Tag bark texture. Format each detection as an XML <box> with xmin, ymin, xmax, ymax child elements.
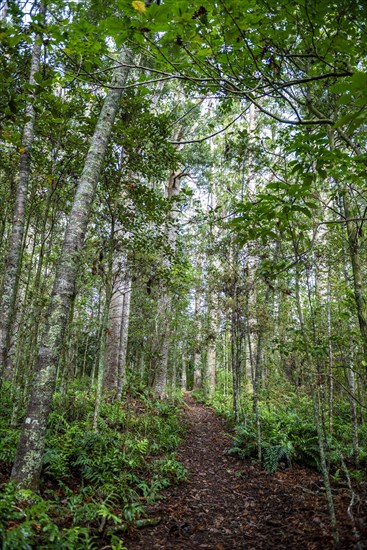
<box><xmin>11</xmin><ymin>51</ymin><xmax>131</xmax><ymax>489</ymax></box>
<box><xmin>343</xmin><ymin>192</ymin><xmax>367</xmax><ymax>357</ymax></box>
<box><xmin>152</xmin><ymin>170</ymin><xmax>181</xmax><ymax>399</ymax></box>
<box><xmin>104</xmin><ymin>254</ymin><xmax>127</xmax><ymax>392</ymax></box>
<box><xmin>117</xmin><ymin>271</ymin><xmax>131</xmax><ymax>395</ymax></box>
<box><xmin>206</xmin><ymin>295</ymin><xmax>218</xmax><ymax>398</ymax></box>
<box><xmin>181</xmin><ymin>355</ymin><xmax>187</xmax><ymax>391</ymax></box>
<box><xmin>104</xmin><ymin>254</ymin><xmax>131</xmax><ymax>395</ymax></box>
<box><xmin>0</xmin><ymin>8</ymin><xmax>44</xmax><ymax>380</ymax></box>
<box><xmin>193</xmin><ymin>259</ymin><xmax>203</xmax><ymax>390</ymax></box>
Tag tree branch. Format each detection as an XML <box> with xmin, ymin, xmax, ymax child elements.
<box><xmin>170</xmin><ymin>107</ymin><xmax>250</xmax><ymax>144</ymax></box>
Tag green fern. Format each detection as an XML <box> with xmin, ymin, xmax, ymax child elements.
<box><xmin>263</xmin><ymin>441</ymin><xmax>294</xmax><ymax>473</ymax></box>
<box><xmin>0</xmin><ymin>429</ymin><xmax>18</xmax><ymax>467</ymax></box>
<box><xmin>0</xmin><ymin>387</ymin><xmax>185</xmax><ymax>549</ymax></box>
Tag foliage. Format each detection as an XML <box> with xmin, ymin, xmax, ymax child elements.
<box><xmin>0</xmin><ymin>385</ymin><xmax>185</xmax><ymax>548</ymax></box>
<box><xmin>218</xmin><ymin>390</ymin><xmax>366</xmax><ymax>475</ymax></box>
<box><xmin>1</xmin><ymin>0</ymin><xmax>367</xmax><ymax>546</ymax></box>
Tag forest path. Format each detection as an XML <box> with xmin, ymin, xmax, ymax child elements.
<box><xmin>125</xmin><ymin>394</ymin><xmax>362</xmax><ymax>549</ymax></box>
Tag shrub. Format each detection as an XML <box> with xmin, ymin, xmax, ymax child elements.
<box><xmin>0</xmin><ymin>387</ymin><xmax>187</xmax><ymax>548</ymax></box>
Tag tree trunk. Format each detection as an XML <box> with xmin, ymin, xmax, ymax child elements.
<box><xmin>0</xmin><ymin>5</ymin><xmax>45</xmax><ymax>382</ymax></box>
<box><xmin>152</xmin><ymin>287</ymin><xmax>170</xmax><ymax>399</ymax></box>
<box><xmin>206</xmin><ymin>294</ymin><xmax>218</xmax><ymax>398</ymax></box>
<box><xmin>94</xmin><ymin>236</ymin><xmax>114</xmax><ymax>430</ymax></box>
<box><xmin>293</xmin><ymin>253</ymin><xmax>339</xmax><ymax>545</ymax></box>
<box><xmin>10</xmin><ymin>50</ymin><xmax>131</xmax><ymax>490</ymax></box>
<box><xmin>0</xmin><ymin>2</ymin><xmax>8</xmax><ymax>18</ymax></box>
<box><xmin>104</xmin><ymin>252</ymin><xmax>127</xmax><ymax>393</ymax></box>
<box><xmin>343</xmin><ymin>191</ymin><xmax>367</xmax><ymax>360</ymax></box>
<box><xmin>313</xmin><ymin>391</ymin><xmax>339</xmax><ymax>545</ymax></box>
<box><xmin>152</xmin><ymin>169</ymin><xmax>181</xmax><ymax>399</ymax></box>
<box><xmin>341</xmin><ymin>233</ymin><xmax>360</xmax><ymax>462</ymax></box>
<box><xmin>181</xmin><ymin>354</ymin><xmax>187</xmax><ymax>391</ymax></box>
<box><xmin>193</xmin><ymin>257</ymin><xmax>203</xmax><ymax>390</ymax></box>
<box><xmin>327</xmin><ymin>270</ymin><xmax>334</xmax><ymax>433</ymax></box>
<box><xmin>93</xmin><ymin>294</ymin><xmax>111</xmax><ymax>431</ymax></box>
<box><xmin>117</xmin><ymin>270</ymin><xmax>131</xmax><ymax>397</ymax></box>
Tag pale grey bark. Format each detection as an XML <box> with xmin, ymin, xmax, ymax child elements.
<box><xmin>230</xmin><ymin>245</ymin><xmax>242</xmax><ymax>422</ymax></box>
<box><xmin>104</xmin><ymin>254</ymin><xmax>128</xmax><ymax>393</ymax></box>
<box><xmin>139</xmin><ymin>351</ymin><xmax>145</xmax><ymax>383</ymax></box>
<box><xmin>181</xmin><ymin>354</ymin><xmax>187</xmax><ymax>391</ymax></box>
<box><xmin>329</xmin><ymin>127</ymin><xmax>367</xmax><ymax>361</ymax></box>
<box><xmin>117</xmin><ymin>272</ymin><xmax>131</xmax><ymax>396</ymax></box>
<box><xmin>0</xmin><ymin>1</ymin><xmax>8</xmax><ymax>19</ymax></box>
<box><xmin>341</xmin><ymin>236</ymin><xmax>360</xmax><ymax>462</ymax></box>
<box><xmin>327</xmin><ymin>271</ymin><xmax>334</xmax><ymax>432</ymax></box>
<box><xmin>0</xmin><ymin>6</ymin><xmax>44</xmax><ymax>381</ymax></box>
<box><xmin>252</xmin><ymin>287</ymin><xmax>271</xmax><ymax>463</ymax></box>
<box><xmin>193</xmin><ymin>259</ymin><xmax>203</xmax><ymax>390</ymax></box>
<box><xmin>93</xmin><ymin>291</ymin><xmax>111</xmax><ymax>431</ymax></box>
<box><xmin>343</xmin><ymin>191</ymin><xmax>367</xmax><ymax>360</ymax></box>
<box><xmin>153</xmin><ymin>169</ymin><xmax>181</xmax><ymax>399</ymax></box>
<box><xmin>152</xmin><ymin>289</ymin><xmax>170</xmax><ymax>399</ymax></box>
<box><xmin>10</xmin><ymin>50</ymin><xmax>131</xmax><ymax>490</ymax></box>
<box><xmin>253</xmin><ymin>283</ymin><xmax>272</xmax><ymax>396</ymax></box>
<box><xmin>348</xmin><ymin>363</ymin><xmax>359</xmax><ymax>463</ymax></box>
<box><xmin>293</xmin><ymin>257</ymin><xmax>339</xmax><ymax>545</ymax></box>
<box><xmin>170</xmin><ymin>341</ymin><xmax>178</xmax><ymax>396</ymax></box>
<box><xmin>313</xmin><ymin>391</ymin><xmax>339</xmax><ymax>545</ymax></box>
<box><xmin>206</xmin><ymin>295</ymin><xmax>218</xmax><ymax>398</ymax></box>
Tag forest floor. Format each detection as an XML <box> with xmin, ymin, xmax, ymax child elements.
<box><xmin>125</xmin><ymin>394</ymin><xmax>367</xmax><ymax>550</ymax></box>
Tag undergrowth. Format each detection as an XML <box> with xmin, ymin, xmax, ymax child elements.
<box><xmin>204</xmin><ymin>387</ymin><xmax>367</xmax><ymax>477</ymax></box>
<box><xmin>0</xmin><ymin>383</ymin><xmax>187</xmax><ymax>549</ymax></box>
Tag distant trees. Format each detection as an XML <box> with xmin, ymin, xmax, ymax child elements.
<box><xmin>0</xmin><ymin>1</ymin><xmax>366</xmax><ymax>515</ymax></box>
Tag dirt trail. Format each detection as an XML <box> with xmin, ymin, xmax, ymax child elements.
<box><xmin>126</xmin><ymin>395</ymin><xmax>366</xmax><ymax>549</ymax></box>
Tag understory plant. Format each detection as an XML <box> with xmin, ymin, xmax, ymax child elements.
<box><xmin>0</xmin><ymin>384</ymin><xmax>187</xmax><ymax>549</ymax></box>
<box><xmin>208</xmin><ymin>387</ymin><xmax>366</xmax><ymax>475</ymax></box>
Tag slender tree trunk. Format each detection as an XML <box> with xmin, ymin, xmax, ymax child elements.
<box><xmin>327</xmin><ymin>271</ymin><xmax>334</xmax><ymax>433</ymax></box>
<box><xmin>293</xmin><ymin>251</ymin><xmax>339</xmax><ymax>545</ymax></box>
<box><xmin>245</xmin><ymin>292</ymin><xmax>254</xmax><ymax>386</ymax></box>
<box><xmin>328</xmin><ymin>126</ymin><xmax>367</xmax><ymax>361</ymax></box>
<box><xmin>206</xmin><ymin>294</ymin><xmax>218</xmax><ymax>398</ymax></box>
<box><xmin>206</xmin><ymin>344</ymin><xmax>216</xmax><ymax>397</ymax></box>
<box><xmin>93</xmin><ymin>295</ymin><xmax>110</xmax><ymax>431</ymax></box>
<box><xmin>252</xmin><ymin>286</ymin><xmax>271</xmax><ymax>462</ymax></box>
<box><xmin>193</xmin><ymin>257</ymin><xmax>202</xmax><ymax>390</ymax></box>
<box><xmin>0</xmin><ymin>6</ymin><xmax>45</xmax><ymax>382</ymax></box>
<box><xmin>312</xmin><ymin>390</ymin><xmax>339</xmax><ymax>544</ymax></box>
<box><xmin>193</xmin><ymin>343</ymin><xmax>202</xmax><ymax>388</ymax></box>
<box><xmin>117</xmin><ymin>270</ymin><xmax>131</xmax><ymax>397</ymax></box>
<box><xmin>104</xmin><ymin>250</ymin><xmax>126</xmax><ymax>394</ymax></box>
<box><xmin>90</xmin><ymin>284</ymin><xmax>104</xmax><ymax>388</ymax></box>
<box><xmin>231</xmin><ymin>246</ymin><xmax>242</xmax><ymax>422</ymax></box>
<box><xmin>10</xmin><ymin>51</ymin><xmax>131</xmax><ymax>490</ymax></box>
<box><xmin>341</xmin><ymin>233</ymin><xmax>360</xmax><ymax>462</ymax></box>
<box><xmin>181</xmin><ymin>354</ymin><xmax>187</xmax><ymax>391</ymax></box>
<box><xmin>170</xmin><ymin>345</ymin><xmax>177</xmax><ymax>396</ymax></box>
<box><xmin>348</xmin><ymin>363</ymin><xmax>359</xmax><ymax>464</ymax></box>
<box><xmin>0</xmin><ymin>1</ymin><xmax>8</xmax><ymax>18</ymax></box>
<box><xmin>81</xmin><ymin>334</ymin><xmax>90</xmax><ymax>378</ymax></box>
<box><xmin>139</xmin><ymin>351</ymin><xmax>145</xmax><ymax>384</ymax></box>
<box><xmin>152</xmin><ymin>288</ymin><xmax>170</xmax><ymax>399</ymax></box>
<box><xmin>152</xmin><ymin>169</ymin><xmax>181</xmax><ymax>399</ymax></box>
<box><xmin>58</xmin><ymin>296</ymin><xmax>77</xmax><ymax>395</ymax></box>
<box><xmin>343</xmin><ymin>191</ymin><xmax>367</xmax><ymax>359</ymax></box>
<box><xmin>94</xmin><ymin>238</ymin><xmax>114</xmax><ymax>430</ymax></box>
<box><xmin>231</xmin><ymin>292</ymin><xmax>241</xmax><ymax>423</ymax></box>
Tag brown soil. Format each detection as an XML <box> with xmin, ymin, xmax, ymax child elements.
<box><xmin>125</xmin><ymin>394</ymin><xmax>367</xmax><ymax>550</ymax></box>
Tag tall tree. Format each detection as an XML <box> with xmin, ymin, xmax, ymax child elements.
<box><xmin>0</xmin><ymin>2</ymin><xmax>45</xmax><ymax>381</ymax></box>
<box><xmin>11</xmin><ymin>49</ymin><xmax>132</xmax><ymax>489</ymax></box>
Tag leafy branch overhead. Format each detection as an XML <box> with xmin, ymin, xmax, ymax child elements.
<box><xmin>0</xmin><ymin>0</ymin><xmax>366</xmax><ymax>548</ymax></box>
